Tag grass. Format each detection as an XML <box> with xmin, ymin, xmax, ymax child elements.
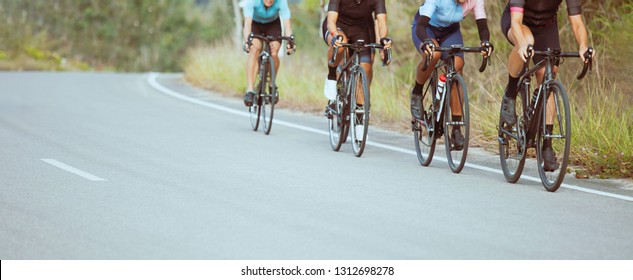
<box><xmin>183</xmin><ymin>1</ymin><xmax>632</xmax><ymax>179</ymax></box>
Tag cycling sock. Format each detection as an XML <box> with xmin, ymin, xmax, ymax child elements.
<box><xmin>452</xmin><ymin>116</ymin><xmax>461</xmax><ymax>131</ymax></box>
<box><xmin>412</xmin><ymin>81</ymin><xmax>423</xmax><ymax>96</ymax></box>
<box><xmin>505</xmin><ymin>75</ymin><xmax>520</xmax><ymax>99</ymax></box>
<box><xmin>544</xmin><ymin>125</ymin><xmax>553</xmax><ymax>148</ymax></box>
<box><xmin>327</xmin><ymin>66</ymin><xmax>337</xmax><ymax>80</ymax></box>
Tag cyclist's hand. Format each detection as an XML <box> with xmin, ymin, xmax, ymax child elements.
<box><xmin>421</xmin><ymin>39</ymin><xmax>435</xmax><ymax>57</ymax></box>
<box><xmin>579</xmin><ymin>46</ymin><xmax>593</xmax><ymax>64</ymax></box>
<box><xmin>331</xmin><ymin>34</ymin><xmax>344</xmax><ymax>48</ymax></box>
<box><xmin>286</xmin><ymin>35</ymin><xmax>296</xmax><ymax>55</ymax></box>
<box><xmin>243</xmin><ymin>42</ymin><xmax>251</xmax><ymax>53</ymax></box>
<box><xmin>481</xmin><ymin>40</ymin><xmax>493</xmax><ymax>58</ymax></box>
<box><xmin>518</xmin><ymin>44</ymin><xmax>532</xmax><ymax>62</ymax></box>
<box><xmin>380</xmin><ymin>37</ymin><xmax>392</xmax><ymax>50</ymax></box>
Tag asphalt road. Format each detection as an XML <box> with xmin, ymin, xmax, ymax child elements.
<box><xmin>1</xmin><ymin>72</ymin><xmax>632</xmax><ymax>259</ymax></box>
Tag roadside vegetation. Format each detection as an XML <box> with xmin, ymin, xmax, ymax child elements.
<box><xmin>183</xmin><ymin>0</ymin><xmax>632</xmax><ymax>179</ymax></box>
<box><xmin>0</xmin><ymin>0</ymin><xmax>228</xmax><ymax>71</ymax></box>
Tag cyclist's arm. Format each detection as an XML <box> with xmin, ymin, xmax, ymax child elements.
<box><xmin>569</xmin><ymin>14</ymin><xmax>589</xmax><ymax>59</ymax></box>
<box><xmin>283</xmin><ymin>19</ymin><xmax>293</xmax><ymax>37</ymax></box>
<box><xmin>509</xmin><ymin>8</ymin><xmax>530</xmax><ymax>61</ymax></box>
<box><xmin>243</xmin><ymin>17</ymin><xmax>253</xmax><ymax>44</ymax></box>
<box><xmin>326</xmin><ymin>11</ymin><xmax>339</xmax><ymax>39</ymax></box>
<box><xmin>376</xmin><ymin>13</ymin><xmax>388</xmax><ymax>40</ymax></box>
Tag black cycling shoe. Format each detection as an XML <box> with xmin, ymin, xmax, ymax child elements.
<box><xmin>501</xmin><ymin>95</ymin><xmax>517</xmax><ymax>126</ymax></box>
<box><xmin>451</xmin><ymin>129</ymin><xmax>465</xmax><ymax>151</ymax></box>
<box><xmin>244</xmin><ymin>91</ymin><xmax>256</xmax><ymax>107</ymax></box>
<box><xmin>325</xmin><ymin>102</ymin><xmax>336</xmax><ymax>119</ymax></box>
<box><xmin>270</xmin><ymin>86</ymin><xmax>279</xmax><ymax>105</ymax></box>
<box><xmin>542</xmin><ymin>147</ymin><xmax>560</xmax><ymax>171</ymax></box>
<box><xmin>410</xmin><ymin>92</ymin><xmax>423</xmax><ymax>120</ymax></box>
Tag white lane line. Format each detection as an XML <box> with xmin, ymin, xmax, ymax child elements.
<box><xmin>147</xmin><ymin>73</ymin><xmax>633</xmax><ymax>202</ymax></box>
<box><xmin>41</xmin><ymin>159</ymin><xmax>107</xmax><ymax>182</ymax></box>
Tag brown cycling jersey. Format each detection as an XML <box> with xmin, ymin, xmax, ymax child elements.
<box><xmin>328</xmin><ymin>0</ymin><xmax>386</xmax><ymax>27</ymax></box>
<box><xmin>509</xmin><ymin>0</ymin><xmax>582</xmax><ymax>27</ymax></box>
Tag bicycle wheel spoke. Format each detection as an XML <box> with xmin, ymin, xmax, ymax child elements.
<box><xmin>499</xmin><ymin>86</ymin><xmax>527</xmax><ymax>183</ymax></box>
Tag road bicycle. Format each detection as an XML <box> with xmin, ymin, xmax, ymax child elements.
<box><xmin>246</xmin><ymin>33</ymin><xmax>294</xmax><ymax>135</ymax></box>
<box><xmin>326</xmin><ymin>39</ymin><xmax>391</xmax><ymax>157</ymax></box>
<box><xmin>413</xmin><ymin>43</ymin><xmax>491</xmax><ymax>173</ymax></box>
<box><xmin>498</xmin><ymin>45</ymin><xmax>593</xmax><ymax>191</ymax></box>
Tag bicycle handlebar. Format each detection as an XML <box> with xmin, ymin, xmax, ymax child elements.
<box><xmin>524</xmin><ymin>45</ymin><xmax>593</xmax><ymax>80</ymax></box>
<box><xmin>247</xmin><ymin>33</ymin><xmax>296</xmax><ymax>55</ymax></box>
<box><xmin>421</xmin><ymin>44</ymin><xmax>492</xmax><ymax>72</ymax></box>
<box><xmin>329</xmin><ymin>39</ymin><xmax>392</xmax><ymax>67</ymax></box>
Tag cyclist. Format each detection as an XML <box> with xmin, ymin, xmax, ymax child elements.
<box><xmin>243</xmin><ymin>0</ymin><xmax>295</xmax><ymax>107</ymax></box>
<box><xmin>410</xmin><ymin>0</ymin><xmax>492</xmax><ymax>150</ymax></box>
<box><xmin>322</xmin><ymin>0</ymin><xmax>392</xmax><ymax>134</ymax></box>
<box><xmin>499</xmin><ymin>0</ymin><xmax>591</xmax><ymax>171</ymax></box>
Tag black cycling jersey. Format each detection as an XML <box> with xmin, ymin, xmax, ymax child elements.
<box><xmin>328</xmin><ymin>0</ymin><xmax>386</xmax><ymax>27</ymax></box>
<box><xmin>509</xmin><ymin>0</ymin><xmax>582</xmax><ymax>27</ymax></box>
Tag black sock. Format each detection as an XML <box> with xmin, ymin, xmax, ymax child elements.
<box><xmin>452</xmin><ymin>116</ymin><xmax>461</xmax><ymax>131</ymax></box>
<box><xmin>505</xmin><ymin>75</ymin><xmax>520</xmax><ymax>99</ymax></box>
<box><xmin>544</xmin><ymin>125</ymin><xmax>553</xmax><ymax>148</ymax></box>
<box><xmin>412</xmin><ymin>81</ymin><xmax>424</xmax><ymax>95</ymax></box>
<box><xmin>327</xmin><ymin>66</ymin><xmax>337</xmax><ymax>80</ymax></box>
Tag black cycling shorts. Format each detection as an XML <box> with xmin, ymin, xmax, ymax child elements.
<box><xmin>501</xmin><ymin>3</ymin><xmax>560</xmax><ymax>66</ymax></box>
<box><xmin>321</xmin><ymin>18</ymin><xmax>375</xmax><ymax>64</ymax></box>
<box><xmin>252</xmin><ymin>17</ymin><xmax>282</xmax><ymax>43</ymax></box>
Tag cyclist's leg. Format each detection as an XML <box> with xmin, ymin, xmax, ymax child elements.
<box><xmin>322</xmin><ymin>19</ymin><xmax>348</xmax><ymax>102</ymax></box>
<box><xmin>246</xmin><ymin>39</ymin><xmax>263</xmax><ymax>92</ymax></box>
<box><xmin>267</xmin><ymin>17</ymin><xmax>283</xmax><ymax>75</ymax></box>
<box><xmin>530</xmin><ymin>22</ymin><xmax>562</xmax><ymax>170</ymax></box>
<box><xmin>439</xmin><ymin>26</ymin><xmax>465</xmax><ymax>118</ymax></box>
<box><xmin>411</xmin><ymin>24</ymin><xmax>440</xmax><ymax>119</ymax></box>
<box><xmin>500</xmin><ymin>4</ymin><xmax>534</xmax><ymax>124</ymax></box>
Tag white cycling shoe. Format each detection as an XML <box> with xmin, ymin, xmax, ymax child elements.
<box><xmin>355</xmin><ymin>125</ymin><xmax>365</xmax><ymax>141</ymax></box>
<box><xmin>323</xmin><ymin>78</ymin><xmax>337</xmax><ymax>101</ymax></box>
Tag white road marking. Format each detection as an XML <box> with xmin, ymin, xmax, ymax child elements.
<box><xmin>41</xmin><ymin>159</ymin><xmax>107</xmax><ymax>182</ymax></box>
<box><xmin>147</xmin><ymin>73</ymin><xmax>633</xmax><ymax>202</ymax></box>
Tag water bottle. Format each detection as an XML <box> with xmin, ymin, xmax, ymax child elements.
<box><xmin>434</xmin><ymin>74</ymin><xmax>447</xmax><ymax>108</ymax></box>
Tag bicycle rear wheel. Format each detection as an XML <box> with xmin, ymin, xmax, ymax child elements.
<box><xmin>413</xmin><ymin>74</ymin><xmax>437</xmax><ymax>166</ymax></box>
<box><xmin>443</xmin><ymin>74</ymin><xmax>469</xmax><ymax>173</ymax></box>
<box><xmin>249</xmin><ymin>58</ymin><xmax>264</xmax><ymax>131</ymax></box>
<box><xmin>498</xmin><ymin>85</ymin><xmax>527</xmax><ymax>183</ymax></box>
<box><xmin>261</xmin><ymin>56</ymin><xmax>276</xmax><ymax>135</ymax></box>
<box><xmin>536</xmin><ymin>80</ymin><xmax>570</xmax><ymax>192</ymax></box>
<box><xmin>328</xmin><ymin>73</ymin><xmax>348</xmax><ymax>151</ymax></box>
<box><xmin>350</xmin><ymin>67</ymin><xmax>369</xmax><ymax>157</ymax></box>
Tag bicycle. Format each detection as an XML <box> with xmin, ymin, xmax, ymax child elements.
<box><xmin>498</xmin><ymin>45</ymin><xmax>593</xmax><ymax>191</ymax></box>
<box><xmin>326</xmin><ymin>39</ymin><xmax>391</xmax><ymax>157</ymax></box>
<box><xmin>246</xmin><ymin>33</ymin><xmax>295</xmax><ymax>135</ymax></box>
<box><xmin>413</xmin><ymin>43</ymin><xmax>491</xmax><ymax>173</ymax></box>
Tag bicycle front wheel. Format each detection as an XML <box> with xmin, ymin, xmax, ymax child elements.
<box><xmin>350</xmin><ymin>67</ymin><xmax>369</xmax><ymax>157</ymax></box>
<box><xmin>413</xmin><ymin>74</ymin><xmax>437</xmax><ymax>166</ymax></box>
<box><xmin>443</xmin><ymin>74</ymin><xmax>469</xmax><ymax>173</ymax></box>
<box><xmin>261</xmin><ymin>56</ymin><xmax>276</xmax><ymax>135</ymax></box>
<box><xmin>328</xmin><ymin>73</ymin><xmax>348</xmax><ymax>151</ymax></box>
<box><xmin>498</xmin><ymin>85</ymin><xmax>527</xmax><ymax>183</ymax></box>
<box><xmin>536</xmin><ymin>80</ymin><xmax>570</xmax><ymax>192</ymax></box>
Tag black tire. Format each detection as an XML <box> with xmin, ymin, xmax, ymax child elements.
<box><xmin>499</xmin><ymin>85</ymin><xmax>527</xmax><ymax>183</ymax></box>
<box><xmin>413</xmin><ymin>73</ymin><xmax>437</xmax><ymax>166</ymax></box>
<box><xmin>350</xmin><ymin>67</ymin><xmax>370</xmax><ymax>157</ymax></box>
<box><xmin>536</xmin><ymin>80</ymin><xmax>570</xmax><ymax>192</ymax></box>
<box><xmin>328</xmin><ymin>73</ymin><xmax>347</xmax><ymax>151</ymax></box>
<box><xmin>443</xmin><ymin>74</ymin><xmax>469</xmax><ymax>173</ymax></box>
<box><xmin>261</xmin><ymin>55</ymin><xmax>275</xmax><ymax>135</ymax></box>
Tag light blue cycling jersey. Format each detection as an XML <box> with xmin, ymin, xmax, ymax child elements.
<box><xmin>243</xmin><ymin>0</ymin><xmax>291</xmax><ymax>24</ymax></box>
<box><xmin>419</xmin><ymin>0</ymin><xmax>486</xmax><ymax>28</ymax></box>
